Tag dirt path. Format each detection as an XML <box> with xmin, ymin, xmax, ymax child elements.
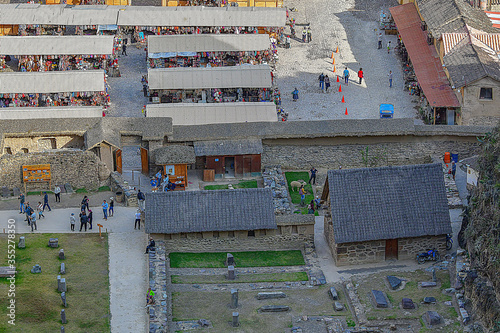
<box><xmin>109</xmin><ymin>231</ymin><xmax>148</xmax><ymax>333</ymax></box>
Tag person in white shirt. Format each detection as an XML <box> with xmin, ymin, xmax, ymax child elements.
<box><xmin>54</xmin><ymin>185</ymin><xmax>61</xmax><ymax>203</ymax></box>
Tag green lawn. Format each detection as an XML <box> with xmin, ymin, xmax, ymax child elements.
<box><xmin>169</xmin><ymin>250</ymin><xmax>305</xmax><ymax>268</ymax></box>
<box><xmin>284</xmin><ymin>172</ymin><xmax>314</xmax><ymax>206</ymax></box>
<box><xmin>0</xmin><ymin>234</ymin><xmax>110</xmax><ymax>333</ymax></box>
<box><xmin>171</xmin><ymin>272</ymin><xmax>308</xmax><ymax>284</ymax></box>
<box><xmin>204</xmin><ymin>180</ymin><xmax>258</xmax><ymax>190</ymax></box>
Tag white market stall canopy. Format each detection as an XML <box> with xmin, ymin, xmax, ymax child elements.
<box><xmin>148</xmin><ymin>64</ymin><xmax>271</xmax><ymax>90</ymax></box>
<box><xmin>146</xmin><ymin>102</ymin><xmax>278</xmax><ymax>125</ymax></box>
<box><xmin>148</xmin><ymin>34</ymin><xmax>271</xmax><ymax>54</ymax></box>
<box><xmin>0</xmin><ymin>4</ymin><xmax>286</xmax><ymax>27</ymax></box>
<box><xmin>117</xmin><ymin>6</ymin><xmax>286</xmax><ymax>27</ymax></box>
<box><xmin>0</xmin><ymin>70</ymin><xmax>105</xmax><ymax>93</ymax></box>
<box><xmin>0</xmin><ymin>4</ymin><xmax>122</xmax><ymax>26</ymax></box>
<box><xmin>0</xmin><ymin>36</ymin><xmax>115</xmax><ymax>56</ymax></box>
<box><xmin>0</xmin><ymin>106</ymin><xmax>103</xmax><ymax>119</ymax></box>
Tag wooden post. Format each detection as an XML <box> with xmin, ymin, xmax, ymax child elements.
<box><xmin>97</xmin><ymin>224</ymin><xmax>103</xmax><ymax>237</ymax></box>
<box><xmin>433</xmin><ymin>107</ymin><xmax>436</xmax><ymax>125</ymax></box>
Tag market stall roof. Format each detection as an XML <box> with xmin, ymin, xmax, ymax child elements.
<box><xmin>148</xmin><ymin>64</ymin><xmax>271</xmax><ymax>90</ymax></box>
<box><xmin>0</xmin><ymin>36</ymin><xmax>114</xmax><ymax>56</ymax></box>
<box><xmin>193</xmin><ymin>139</ymin><xmax>262</xmax><ymax>156</ymax></box>
<box><xmin>147</xmin><ymin>34</ymin><xmax>271</xmax><ymax>53</ymax></box>
<box><xmin>390</xmin><ymin>3</ymin><xmax>460</xmax><ymax>108</ymax></box>
<box><xmin>0</xmin><ymin>106</ymin><xmax>103</xmax><ymax>120</ymax></box>
<box><xmin>0</xmin><ymin>70</ymin><xmax>105</xmax><ymax>93</ymax></box>
<box><xmin>146</xmin><ymin>102</ymin><xmax>277</xmax><ymax>125</ymax></box>
<box><xmin>117</xmin><ymin>6</ymin><xmax>286</xmax><ymax>27</ymax></box>
<box><xmin>0</xmin><ymin>4</ymin><xmax>122</xmax><ymax>25</ymax></box>
<box><xmin>485</xmin><ymin>11</ymin><xmax>500</xmax><ymax>29</ymax></box>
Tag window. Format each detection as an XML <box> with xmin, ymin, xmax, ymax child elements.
<box><xmin>228</xmin><ymin>231</ymin><xmax>235</xmax><ymax>238</ymax></box>
<box><xmin>248</xmin><ymin>230</ymin><xmax>255</xmax><ymax>237</ymax></box>
<box><xmin>213</xmin><ymin>231</ymin><xmax>219</xmax><ymax>238</ymax></box>
<box><xmin>291</xmin><ymin>225</ymin><xmax>298</xmax><ymax>235</ymax></box>
<box><xmin>4</xmin><ymin>147</ymin><xmax>12</xmax><ymax>155</ymax></box>
<box><xmin>480</xmin><ymin>87</ymin><xmax>493</xmax><ymax>100</ymax></box>
<box><xmin>21</xmin><ymin>148</ymin><xmax>29</xmax><ymax>153</ymax></box>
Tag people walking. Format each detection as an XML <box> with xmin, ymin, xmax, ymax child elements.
<box><xmin>30</xmin><ymin>211</ymin><xmax>37</xmax><ymax>231</ymax></box>
<box><xmin>25</xmin><ymin>202</ymin><xmax>32</xmax><ymax>226</ymax></box>
<box><xmin>388</xmin><ymin>70</ymin><xmax>393</xmax><ymax>88</ymax></box>
<box><xmin>70</xmin><ymin>213</ymin><xmax>76</xmax><ymax>231</ymax></box>
<box><xmin>307</xmin><ymin>27</ymin><xmax>312</xmax><ymax>43</ymax></box>
<box><xmin>79</xmin><ymin>211</ymin><xmax>88</xmax><ymax>232</ymax></box>
<box><xmin>18</xmin><ymin>193</ymin><xmax>25</xmax><ymax>214</ymax></box>
<box><xmin>358</xmin><ymin>68</ymin><xmax>363</xmax><ymax>85</ymax></box>
<box><xmin>135</xmin><ymin>209</ymin><xmax>142</xmax><ymax>230</ymax></box>
<box><xmin>292</xmin><ymin>88</ymin><xmax>299</xmax><ymax>102</ymax></box>
<box><xmin>318</xmin><ymin>73</ymin><xmax>325</xmax><ymax>91</ymax></box>
<box><xmin>81</xmin><ymin>196</ymin><xmax>89</xmax><ymax>212</ymax></box>
<box><xmin>451</xmin><ymin>161</ymin><xmax>457</xmax><ymax>180</ymax></box>
<box><xmin>387</xmin><ymin>41</ymin><xmax>391</xmax><ymax>54</ymax></box>
<box><xmin>325</xmin><ymin>75</ymin><xmax>330</xmax><ymax>92</ymax></box>
<box><xmin>343</xmin><ymin>67</ymin><xmax>350</xmax><ymax>85</ymax></box>
<box><xmin>42</xmin><ymin>192</ymin><xmax>51</xmax><ymax>212</ymax></box>
<box><xmin>88</xmin><ymin>209</ymin><xmax>93</xmax><ymax>230</ymax></box>
<box><xmin>309</xmin><ymin>167</ymin><xmax>318</xmax><ymax>185</ymax></box>
<box><xmin>302</xmin><ymin>28</ymin><xmax>307</xmax><ymax>43</ymax></box>
<box><xmin>299</xmin><ymin>185</ymin><xmax>306</xmax><ymax>206</ymax></box>
<box><xmin>122</xmin><ymin>43</ymin><xmax>127</xmax><ymax>56</ymax></box>
<box><xmin>37</xmin><ymin>202</ymin><xmax>45</xmax><ymax>219</ymax></box>
<box><xmin>54</xmin><ymin>184</ymin><xmax>61</xmax><ymax>202</ymax></box>
<box><xmin>102</xmin><ymin>200</ymin><xmax>108</xmax><ymax>220</ymax></box>
<box><xmin>109</xmin><ymin>197</ymin><xmax>114</xmax><ymax>217</ymax></box>
<box><xmin>285</xmin><ymin>35</ymin><xmax>291</xmax><ymax>49</ymax></box>
<box><xmin>137</xmin><ymin>190</ymin><xmax>146</xmax><ymax>211</ymax></box>
<box><xmin>378</xmin><ymin>32</ymin><xmax>383</xmax><ymax>49</ymax></box>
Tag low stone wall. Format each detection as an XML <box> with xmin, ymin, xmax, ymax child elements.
<box><xmin>109</xmin><ymin>172</ymin><xmax>138</xmax><ymax>207</ymax></box>
<box><xmin>0</xmin><ymin>149</ymin><xmax>109</xmax><ymax>191</ymax></box>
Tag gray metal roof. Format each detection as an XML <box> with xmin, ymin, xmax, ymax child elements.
<box><xmin>0</xmin><ymin>70</ymin><xmax>105</xmax><ymax>93</ymax></box>
<box><xmin>117</xmin><ymin>6</ymin><xmax>286</xmax><ymax>27</ymax></box>
<box><xmin>327</xmin><ymin>163</ymin><xmax>452</xmax><ymax>244</ymax></box>
<box><xmin>145</xmin><ymin>188</ymin><xmax>277</xmax><ymax>234</ymax></box>
<box><xmin>153</xmin><ymin>145</ymin><xmax>196</xmax><ymax>164</ymax></box>
<box><xmin>416</xmin><ymin>0</ymin><xmax>496</xmax><ymax>38</ymax></box>
<box><xmin>444</xmin><ymin>38</ymin><xmax>500</xmax><ymax>87</ymax></box>
<box><xmin>148</xmin><ymin>64</ymin><xmax>271</xmax><ymax>90</ymax></box>
<box><xmin>147</xmin><ymin>34</ymin><xmax>271</xmax><ymax>53</ymax></box>
<box><xmin>0</xmin><ymin>4</ymin><xmax>121</xmax><ymax>25</ymax></box>
<box><xmin>0</xmin><ymin>36</ymin><xmax>114</xmax><ymax>56</ymax></box>
<box><xmin>193</xmin><ymin>138</ymin><xmax>262</xmax><ymax>156</ymax></box>
<box><xmin>146</xmin><ymin>102</ymin><xmax>277</xmax><ymax>126</ymax></box>
<box><xmin>0</xmin><ymin>106</ymin><xmax>103</xmax><ymax>119</ymax></box>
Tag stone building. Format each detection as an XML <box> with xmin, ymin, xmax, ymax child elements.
<box><xmin>321</xmin><ymin>163</ymin><xmax>452</xmax><ymax>266</ymax></box>
<box><xmin>144</xmin><ymin>188</ymin><xmax>314</xmax><ymax>252</ymax></box>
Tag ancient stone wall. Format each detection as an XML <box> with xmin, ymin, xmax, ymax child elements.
<box><xmin>3</xmin><ymin>135</ymin><xmax>84</xmax><ymax>155</ymax></box>
<box><xmin>398</xmin><ymin>235</ymin><xmax>447</xmax><ymax>260</ymax></box>
<box><xmin>262</xmin><ymin>139</ymin><xmax>481</xmax><ymax>170</ymax></box>
<box><xmin>0</xmin><ymin>150</ymin><xmax>109</xmax><ymax>190</ymax></box>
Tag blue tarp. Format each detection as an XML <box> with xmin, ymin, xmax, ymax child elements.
<box><xmin>98</xmin><ymin>25</ymin><xmax>118</xmax><ymax>31</ymax></box>
<box><xmin>149</xmin><ymin>52</ymin><xmax>197</xmax><ymax>58</ymax></box>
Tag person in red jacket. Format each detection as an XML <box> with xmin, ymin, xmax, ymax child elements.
<box><xmin>358</xmin><ymin>68</ymin><xmax>364</xmax><ymax>85</ymax></box>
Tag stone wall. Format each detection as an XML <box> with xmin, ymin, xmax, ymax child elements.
<box><xmin>262</xmin><ymin>139</ymin><xmax>481</xmax><ymax>170</ymax></box>
<box><xmin>0</xmin><ymin>150</ymin><xmax>109</xmax><ymax>190</ymax></box>
<box><xmin>398</xmin><ymin>235</ymin><xmax>447</xmax><ymax>259</ymax></box>
<box><xmin>109</xmin><ymin>172</ymin><xmax>138</xmax><ymax>207</ymax></box>
<box><xmin>3</xmin><ymin>135</ymin><xmax>84</xmax><ymax>155</ymax></box>
<box><xmin>462</xmin><ymin>77</ymin><xmax>500</xmax><ymax>126</ymax></box>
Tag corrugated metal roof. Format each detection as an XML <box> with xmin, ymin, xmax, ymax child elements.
<box><xmin>485</xmin><ymin>11</ymin><xmax>500</xmax><ymax>29</ymax></box>
<box><xmin>0</xmin><ymin>70</ymin><xmax>105</xmax><ymax>93</ymax></box>
<box><xmin>148</xmin><ymin>34</ymin><xmax>270</xmax><ymax>53</ymax></box>
<box><xmin>0</xmin><ymin>4</ymin><xmax>121</xmax><ymax>25</ymax></box>
<box><xmin>148</xmin><ymin>64</ymin><xmax>271</xmax><ymax>89</ymax></box>
<box><xmin>390</xmin><ymin>3</ymin><xmax>460</xmax><ymax>107</ymax></box>
<box><xmin>0</xmin><ymin>36</ymin><xmax>114</xmax><ymax>55</ymax></box>
<box><xmin>442</xmin><ymin>32</ymin><xmax>500</xmax><ymax>55</ymax></box>
<box><xmin>117</xmin><ymin>6</ymin><xmax>286</xmax><ymax>27</ymax></box>
<box><xmin>327</xmin><ymin>163</ymin><xmax>452</xmax><ymax>244</ymax></box>
<box><xmin>146</xmin><ymin>102</ymin><xmax>278</xmax><ymax>125</ymax></box>
<box><xmin>0</xmin><ymin>106</ymin><xmax>103</xmax><ymax>119</ymax></box>
<box><xmin>193</xmin><ymin>138</ymin><xmax>262</xmax><ymax>156</ymax></box>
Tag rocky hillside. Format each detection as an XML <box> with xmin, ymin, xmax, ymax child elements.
<box><xmin>463</xmin><ymin>123</ymin><xmax>500</xmax><ymax>331</ymax></box>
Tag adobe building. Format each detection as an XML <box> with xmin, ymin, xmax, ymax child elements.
<box><xmin>321</xmin><ymin>163</ymin><xmax>452</xmax><ymax>266</ymax></box>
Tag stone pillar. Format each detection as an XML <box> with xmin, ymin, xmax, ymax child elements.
<box><xmin>61</xmin><ymin>309</ymin><xmax>66</xmax><ymax>324</ymax></box>
<box><xmin>61</xmin><ymin>292</ymin><xmax>67</xmax><ymax>307</ymax></box>
<box><xmin>227</xmin><ymin>253</ymin><xmax>235</xmax><ymax>266</ymax></box>
<box><xmin>18</xmin><ymin>236</ymin><xmax>25</xmax><ymax>249</ymax></box>
<box><xmin>227</xmin><ymin>266</ymin><xmax>235</xmax><ymax>280</ymax></box>
<box><xmin>58</xmin><ymin>278</ymin><xmax>67</xmax><ymax>292</ymax></box>
<box><xmin>232</xmin><ymin>312</ymin><xmax>239</xmax><ymax>327</ymax></box>
<box><xmin>59</xmin><ymin>249</ymin><xmax>65</xmax><ymax>260</ymax></box>
<box><xmin>57</xmin><ymin>275</ymin><xmax>61</xmax><ymax>289</ymax></box>
<box><xmin>61</xmin><ymin>326</ymin><xmax>65</xmax><ymax>333</ymax></box>
<box><xmin>60</xmin><ymin>263</ymin><xmax>66</xmax><ymax>275</ymax></box>
<box><xmin>230</xmin><ymin>289</ymin><xmax>238</xmax><ymax>309</ymax></box>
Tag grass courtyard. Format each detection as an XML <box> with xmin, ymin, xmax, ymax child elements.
<box><xmin>0</xmin><ymin>234</ymin><xmax>110</xmax><ymax>332</ymax></box>
<box><xmin>169</xmin><ymin>250</ymin><xmax>305</xmax><ymax>268</ymax></box>
<box><xmin>204</xmin><ymin>180</ymin><xmax>258</xmax><ymax>190</ymax></box>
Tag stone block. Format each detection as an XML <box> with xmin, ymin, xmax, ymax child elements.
<box><xmin>334</xmin><ymin>302</ymin><xmax>344</xmax><ymax>311</ymax></box>
<box><xmin>387</xmin><ymin>276</ymin><xmax>402</xmax><ymax>290</ymax></box>
<box><xmin>60</xmin><ymin>263</ymin><xmax>66</xmax><ymax>275</ymax></box>
<box><xmin>227</xmin><ymin>266</ymin><xmax>235</xmax><ymax>280</ymax></box>
<box><xmin>59</xmin><ymin>249</ymin><xmax>65</xmax><ymax>260</ymax></box>
<box><xmin>61</xmin><ymin>309</ymin><xmax>66</xmax><ymax>324</ymax></box>
<box><xmin>260</xmin><ymin>305</ymin><xmax>290</xmax><ymax>312</ymax></box>
<box><xmin>423</xmin><ymin>311</ymin><xmax>441</xmax><ymax>326</ymax></box>
<box><xmin>61</xmin><ymin>292</ymin><xmax>67</xmax><ymax>307</ymax></box>
<box><xmin>232</xmin><ymin>312</ymin><xmax>239</xmax><ymax>327</ymax></box>
<box><xmin>402</xmin><ymin>298</ymin><xmax>415</xmax><ymax>309</ymax></box>
<box><xmin>329</xmin><ymin>287</ymin><xmax>339</xmax><ymax>300</ymax></box>
<box><xmin>423</xmin><ymin>297</ymin><xmax>436</xmax><ymax>304</ymax></box>
<box><xmin>48</xmin><ymin>238</ymin><xmax>59</xmax><ymax>248</ymax></box>
<box><xmin>58</xmin><ymin>278</ymin><xmax>67</xmax><ymax>292</ymax></box>
<box><xmin>226</xmin><ymin>253</ymin><xmax>235</xmax><ymax>266</ymax></box>
<box><xmin>420</xmin><ymin>282</ymin><xmax>437</xmax><ymax>288</ymax></box>
<box><xmin>18</xmin><ymin>236</ymin><xmax>25</xmax><ymax>249</ymax></box>
<box><xmin>198</xmin><ymin>319</ymin><xmax>210</xmax><ymax>327</ymax></box>
<box><xmin>230</xmin><ymin>289</ymin><xmax>238</xmax><ymax>309</ymax></box>
<box><xmin>257</xmin><ymin>292</ymin><xmax>286</xmax><ymax>300</ymax></box>
<box><xmin>371</xmin><ymin>290</ymin><xmax>388</xmax><ymax>308</ymax></box>
<box><xmin>64</xmin><ymin>183</ymin><xmax>73</xmax><ymax>194</ymax></box>
<box><xmin>30</xmin><ymin>264</ymin><xmax>41</xmax><ymax>274</ymax></box>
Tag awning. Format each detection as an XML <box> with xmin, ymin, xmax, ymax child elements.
<box><xmin>485</xmin><ymin>11</ymin><xmax>500</xmax><ymax>29</ymax></box>
<box><xmin>0</xmin><ymin>36</ymin><xmax>114</xmax><ymax>55</ymax></box>
<box><xmin>390</xmin><ymin>3</ymin><xmax>460</xmax><ymax>108</ymax></box>
<box><xmin>98</xmin><ymin>24</ymin><xmax>118</xmax><ymax>31</ymax></box>
<box><xmin>0</xmin><ymin>106</ymin><xmax>103</xmax><ymax>120</ymax></box>
<box><xmin>149</xmin><ymin>52</ymin><xmax>197</xmax><ymax>58</ymax></box>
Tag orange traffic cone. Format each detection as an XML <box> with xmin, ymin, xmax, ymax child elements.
<box><xmin>342</xmin><ymin>95</ymin><xmax>345</xmax><ymax>103</ymax></box>
<box><xmin>331</xmin><ymin>51</ymin><xmax>334</xmax><ymax>59</ymax></box>
<box><xmin>332</xmin><ymin>57</ymin><xmax>335</xmax><ymax>65</ymax></box>
<box><xmin>333</xmin><ymin>65</ymin><xmax>336</xmax><ymax>73</ymax></box>
<box><xmin>336</xmin><ymin>76</ymin><xmax>340</xmax><ymax>83</ymax></box>
<box><xmin>345</xmin><ymin>107</ymin><xmax>348</xmax><ymax>115</ymax></box>
<box><xmin>336</xmin><ymin>45</ymin><xmax>339</xmax><ymax>53</ymax></box>
<box><xmin>339</xmin><ymin>85</ymin><xmax>342</xmax><ymax>92</ymax></box>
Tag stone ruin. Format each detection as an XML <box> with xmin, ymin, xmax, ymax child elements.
<box><xmin>263</xmin><ymin>166</ymin><xmax>291</xmax><ymax>214</ymax></box>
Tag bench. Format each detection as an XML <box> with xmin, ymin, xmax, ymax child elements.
<box><xmin>0</xmin><ymin>266</ymin><xmax>16</xmax><ymax>277</ymax></box>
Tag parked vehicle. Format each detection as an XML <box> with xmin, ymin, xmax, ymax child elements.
<box><xmin>446</xmin><ymin>234</ymin><xmax>453</xmax><ymax>251</ymax></box>
<box><xmin>416</xmin><ymin>249</ymin><xmax>440</xmax><ymax>264</ymax></box>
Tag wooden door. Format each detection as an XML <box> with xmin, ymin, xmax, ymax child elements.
<box><xmin>385</xmin><ymin>239</ymin><xmax>398</xmax><ymax>260</ymax></box>
<box><xmin>115</xmin><ymin>149</ymin><xmax>122</xmax><ymax>174</ymax></box>
<box><xmin>140</xmin><ymin>147</ymin><xmax>149</xmax><ymax>175</ymax></box>
<box><xmin>243</xmin><ymin>157</ymin><xmax>251</xmax><ymax>175</ymax></box>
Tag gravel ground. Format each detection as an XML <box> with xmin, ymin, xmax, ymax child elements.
<box><xmin>276</xmin><ymin>0</ymin><xmax>419</xmax><ymax>121</ymax></box>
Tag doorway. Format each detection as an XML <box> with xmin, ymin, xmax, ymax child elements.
<box><xmin>385</xmin><ymin>239</ymin><xmax>398</xmax><ymax>260</ymax></box>
<box><xmin>225</xmin><ymin>157</ymin><xmax>235</xmax><ymax>178</ymax></box>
